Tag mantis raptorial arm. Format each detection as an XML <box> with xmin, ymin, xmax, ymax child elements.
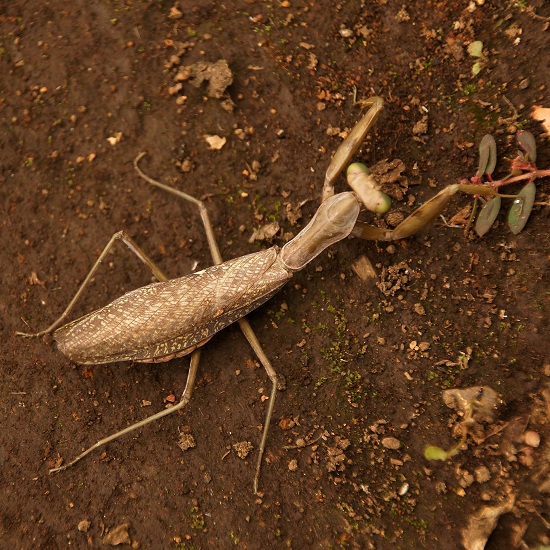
<box><xmin>322</xmin><ymin>96</ymin><xmax>384</xmax><ymax>202</ymax></box>
<box><xmin>351</xmin><ymin>184</ymin><xmax>500</xmax><ymax>241</ymax></box>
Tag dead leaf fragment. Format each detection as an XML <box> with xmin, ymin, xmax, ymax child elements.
<box><xmin>28</xmin><ymin>271</ymin><xmax>46</xmax><ymax>287</ymax></box>
<box><xmin>102</xmin><ymin>522</ymin><xmax>131</xmax><ymax>546</ymax></box>
<box><xmin>443</xmin><ymin>386</ymin><xmax>503</xmax><ymax>443</ymax></box>
<box><xmin>449</xmin><ymin>204</ymin><xmax>473</xmax><ymax>227</ymax></box>
<box><xmin>351</xmin><ymin>255</ymin><xmax>377</xmax><ymax>282</ymax></box>
<box><xmin>369</xmin><ymin>159</ymin><xmax>409</xmax><ymax>200</ymax></box>
<box><xmin>107</xmin><ymin>132</ymin><xmax>123</xmax><ymax>146</ymax></box>
<box><xmin>445</xmin><ymin>37</ymin><xmax>464</xmax><ymax>61</ymax></box>
<box><xmin>461</xmin><ymin>497</ymin><xmax>515</xmax><ymax>550</ymax></box>
<box><xmin>248</xmin><ymin>221</ymin><xmax>280</xmax><ymax>243</ymax></box>
<box><xmin>285</xmin><ymin>199</ymin><xmax>307</xmax><ymax>226</ymax></box>
<box><xmin>443</xmin><ymin>386</ymin><xmax>502</xmax><ymax>425</ymax></box>
<box><xmin>531</xmin><ymin>105</ymin><xmax>550</xmax><ymax>136</ymax></box>
<box><xmin>278</xmin><ymin>417</ymin><xmax>296</xmax><ymax>430</ymax></box>
<box><xmin>204</xmin><ymin>135</ymin><xmax>227</xmax><ymax>150</ymax></box>
<box><xmin>413</xmin><ymin>116</ymin><xmax>428</xmax><ymax>136</ymax></box>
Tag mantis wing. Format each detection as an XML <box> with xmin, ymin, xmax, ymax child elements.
<box><xmin>55</xmin><ymin>247</ymin><xmax>292</xmax><ymax>364</ymax></box>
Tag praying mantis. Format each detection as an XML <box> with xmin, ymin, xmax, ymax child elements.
<box><xmin>18</xmin><ymin>96</ymin><xmax>515</xmax><ymax>494</ymax></box>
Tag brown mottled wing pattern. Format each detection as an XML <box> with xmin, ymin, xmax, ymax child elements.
<box><xmin>54</xmin><ymin>247</ymin><xmax>292</xmax><ymax>364</ymax></box>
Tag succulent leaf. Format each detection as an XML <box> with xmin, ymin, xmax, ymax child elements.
<box><xmin>508</xmin><ymin>182</ymin><xmax>536</xmax><ymax>234</ymax></box>
<box><xmin>475</xmin><ymin>195</ymin><xmax>501</xmax><ymax>237</ymax></box>
<box><xmin>477</xmin><ymin>134</ymin><xmax>497</xmax><ymax>176</ymax></box>
<box><xmin>517</xmin><ymin>130</ymin><xmax>537</xmax><ymax>162</ymax></box>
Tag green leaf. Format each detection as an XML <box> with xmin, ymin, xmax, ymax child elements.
<box><xmin>477</xmin><ymin>134</ymin><xmax>497</xmax><ymax>176</ymax></box>
<box><xmin>472</xmin><ymin>61</ymin><xmax>483</xmax><ymax>76</ymax></box>
<box><xmin>508</xmin><ymin>182</ymin><xmax>536</xmax><ymax>234</ymax></box>
<box><xmin>475</xmin><ymin>195</ymin><xmax>501</xmax><ymax>237</ymax></box>
<box><xmin>517</xmin><ymin>130</ymin><xmax>537</xmax><ymax>162</ymax></box>
<box><xmin>424</xmin><ymin>445</ymin><xmax>449</xmax><ymax>461</ymax></box>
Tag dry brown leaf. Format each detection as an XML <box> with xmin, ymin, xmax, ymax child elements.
<box><xmin>449</xmin><ymin>204</ymin><xmax>473</xmax><ymax>227</ymax></box>
<box><xmin>102</xmin><ymin>522</ymin><xmax>131</xmax><ymax>545</ymax></box>
<box><xmin>204</xmin><ymin>135</ymin><xmax>227</xmax><ymax>150</ymax></box>
<box><xmin>351</xmin><ymin>255</ymin><xmax>378</xmax><ymax>282</ymax></box>
<box><xmin>248</xmin><ymin>221</ymin><xmax>280</xmax><ymax>243</ymax></box>
<box><xmin>461</xmin><ymin>497</ymin><xmax>515</xmax><ymax>550</ymax></box>
<box><xmin>443</xmin><ymin>386</ymin><xmax>502</xmax><ymax>424</ymax></box>
<box><xmin>28</xmin><ymin>271</ymin><xmax>46</xmax><ymax>287</ymax></box>
<box><xmin>531</xmin><ymin>105</ymin><xmax>550</xmax><ymax>136</ymax></box>
<box><xmin>285</xmin><ymin>199</ymin><xmax>308</xmax><ymax>226</ymax></box>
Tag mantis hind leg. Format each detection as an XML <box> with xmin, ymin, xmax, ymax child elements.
<box><xmin>16</xmin><ymin>230</ymin><xmax>169</xmax><ymax>338</ymax></box>
<box><xmin>50</xmin><ymin>349</ymin><xmax>201</xmax><ymax>474</ymax></box>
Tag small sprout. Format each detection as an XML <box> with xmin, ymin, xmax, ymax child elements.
<box><xmin>424</xmin><ymin>445</ymin><xmax>450</xmax><ymax>461</ymax></box>
<box><xmin>467</xmin><ymin>40</ymin><xmax>484</xmax><ymax>58</ymax></box>
<box><xmin>517</xmin><ymin>130</ymin><xmax>537</xmax><ymax>162</ymax></box>
<box><xmin>467</xmin><ymin>41</ymin><xmax>486</xmax><ymax>75</ymax></box>
<box><xmin>475</xmin><ymin>195</ymin><xmax>501</xmax><ymax>237</ymax></box>
<box><xmin>347</xmin><ymin>162</ymin><xmax>372</xmax><ymax>183</ymax></box>
<box><xmin>476</xmin><ymin>134</ymin><xmax>497</xmax><ymax>176</ymax></box>
<box><xmin>425</xmin><ymin>386</ymin><xmax>502</xmax><ymax>462</ymax></box>
<box><xmin>471</xmin><ymin>61</ymin><xmax>483</xmax><ymax>76</ymax></box>
<box><xmin>508</xmin><ymin>181</ymin><xmax>536</xmax><ymax>234</ymax></box>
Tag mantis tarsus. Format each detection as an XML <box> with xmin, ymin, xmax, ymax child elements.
<box><xmin>18</xmin><ymin>96</ymin><xmax>509</xmax><ymax>493</ymax></box>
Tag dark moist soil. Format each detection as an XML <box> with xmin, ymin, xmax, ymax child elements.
<box><xmin>1</xmin><ymin>1</ymin><xmax>549</xmax><ymax>548</ymax></box>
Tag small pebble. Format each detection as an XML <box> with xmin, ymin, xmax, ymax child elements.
<box><xmin>524</xmin><ymin>431</ymin><xmax>540</xmax><ymax>448</ymax></box>
<box><xmin>474</xmin><ymin>465</ymin><xmax>491</xmax><ymax>483</ymax></box>
<box><xmin>288</xmin><ymin>459</ymin><xmax>298</xmax><ymax>471</ymax></box>
<box><xmin>78</xmin><ymin>520</ymin><xmax>91</xmax><ymax>532</ymax></box>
